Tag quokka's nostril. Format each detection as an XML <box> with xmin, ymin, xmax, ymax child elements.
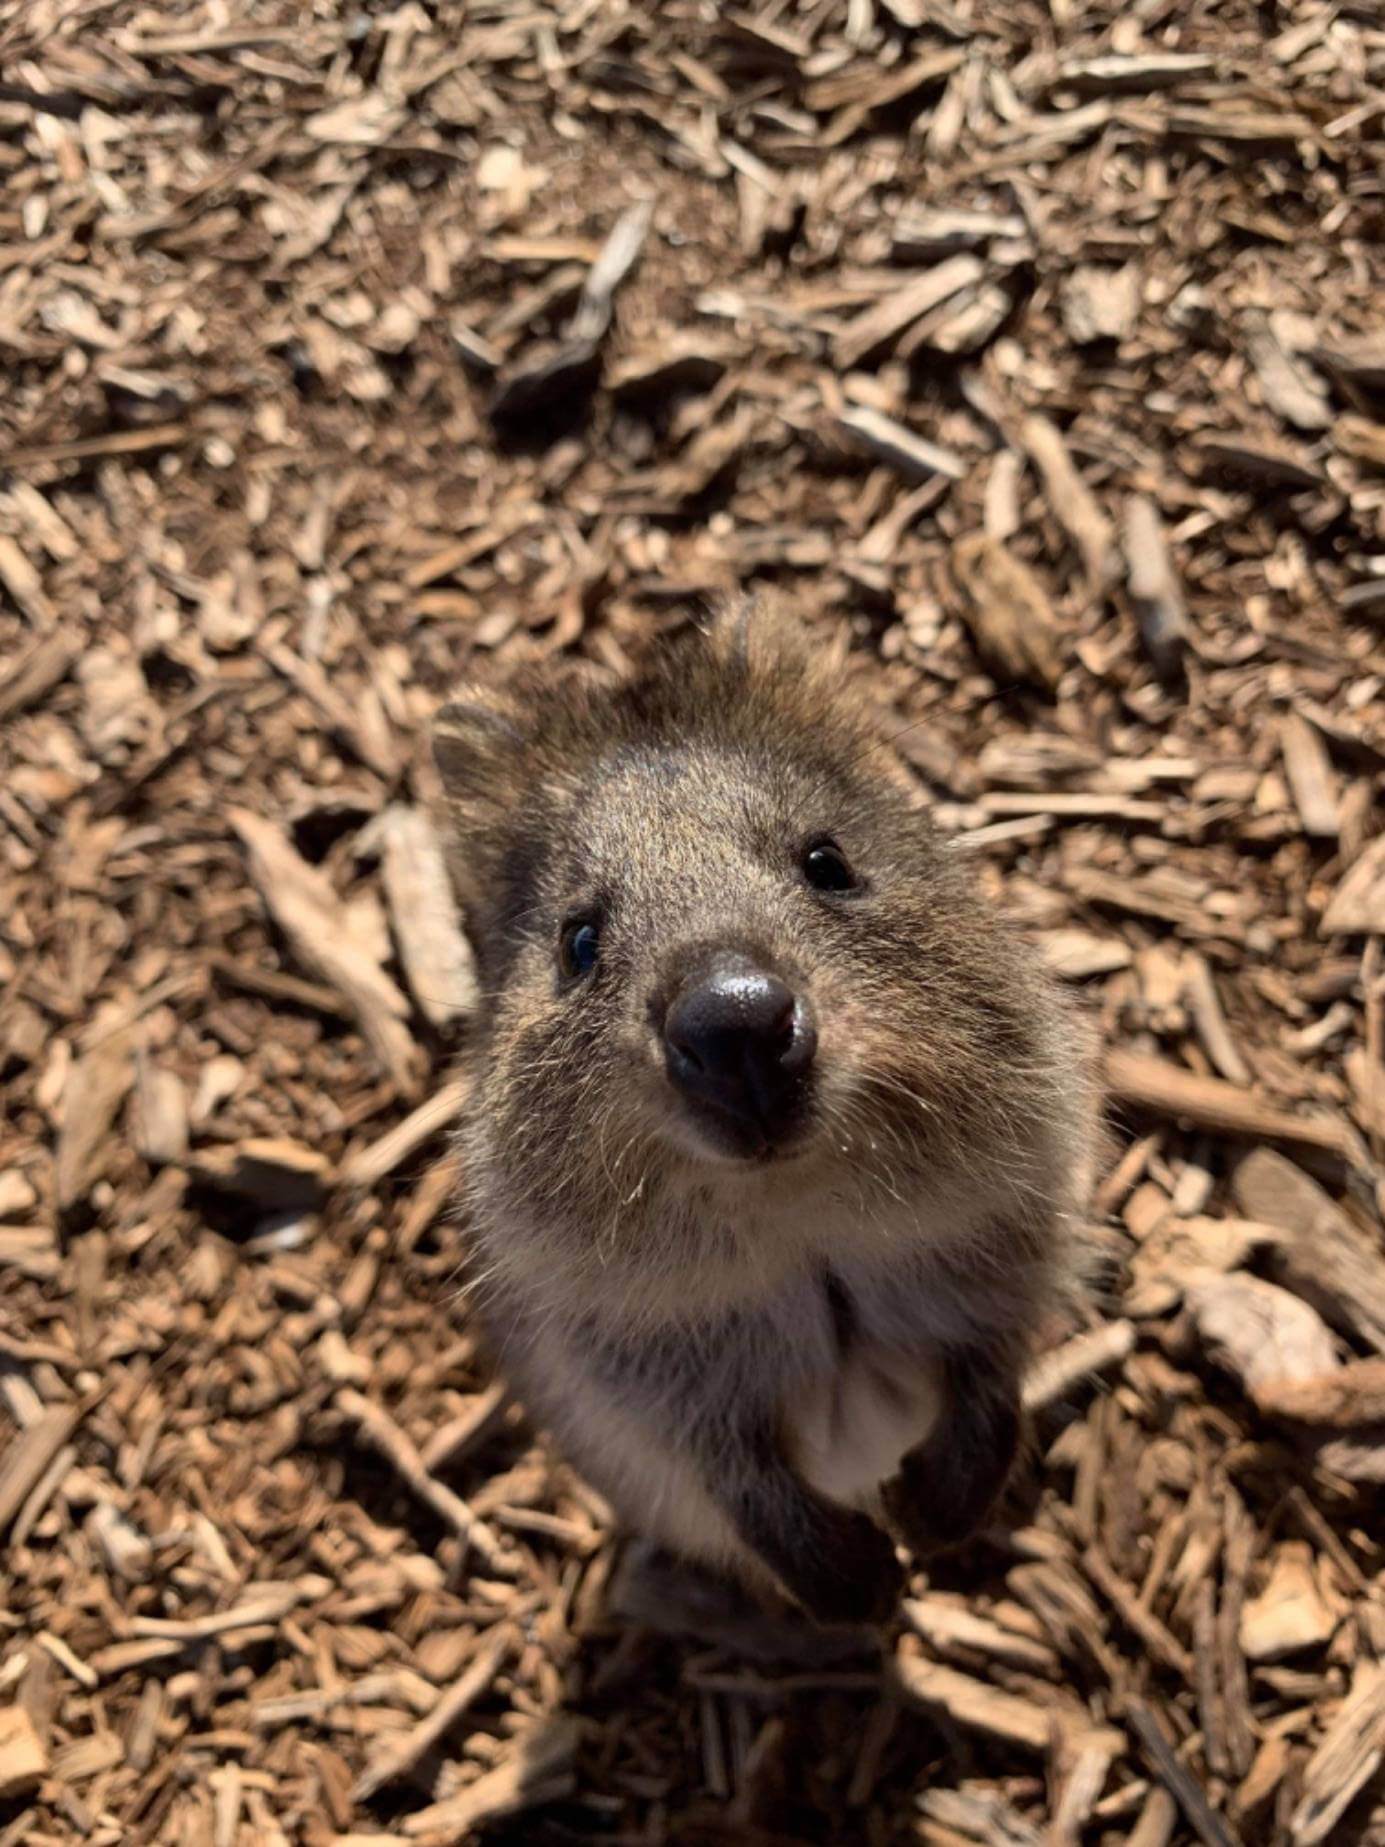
<box><xmin>779</xmin><ymin>1004</ymin><xmax>817</xmax><ymax>1076</ymax></box>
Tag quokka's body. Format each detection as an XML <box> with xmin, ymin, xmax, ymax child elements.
<box><xmin>435</xmin><ymin>603</ymin><xmax>1096</xmax><ymax>1622</ymax></box>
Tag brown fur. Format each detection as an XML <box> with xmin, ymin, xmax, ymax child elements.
<box><xmin>434</xmin><ymin>601</ymin><xmax>1098</xmax><ymax>1623</ymax></box>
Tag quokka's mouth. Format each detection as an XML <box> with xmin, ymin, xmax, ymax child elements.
<box><xmin>667</xmin><ymin>1088</ymin><xmax>817</xmax><ymax>1167</ymax></box>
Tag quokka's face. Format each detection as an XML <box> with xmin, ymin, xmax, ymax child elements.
<box><xmin>437</xmin><ymin>608</ymin><xmax>1079</xmax><ymax>1214</ymax></box>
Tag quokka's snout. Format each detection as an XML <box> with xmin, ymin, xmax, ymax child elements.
<box><xmin>659</xmin><ymin>944</ymin><xmax>818</xmax><ymax>1160</ymax></box>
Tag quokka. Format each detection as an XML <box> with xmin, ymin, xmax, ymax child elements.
<box><xmin>434</xmin><ymin>602</ymin><xmax>1097</xmax><ymax>1623</ymax></box>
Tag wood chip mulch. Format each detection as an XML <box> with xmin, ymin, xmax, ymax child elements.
<box><xmin>3</xmin><ymin>1</ymin><xmax>1385</xmax><ymax>1842</ymax></box>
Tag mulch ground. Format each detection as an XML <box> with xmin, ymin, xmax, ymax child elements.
<box><xmin>3</xmin><ymin>1</ymin><xmax>1385</xmax><ymax>1842</ymax></box>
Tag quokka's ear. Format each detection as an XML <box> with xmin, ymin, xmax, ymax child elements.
<box><xmin>700</xmin><ymin>592</ymin><xmax>811</xmax><ymax>673</ymax></box>
<box><xmin>698</xmin><ymin>594</ymin><xmax>757</xmax><ymax>668</ymax></box>
<box><xmin>432</xmin><ymin>685</ymin><xmax>530</xmax><ymax>834</ymax></box>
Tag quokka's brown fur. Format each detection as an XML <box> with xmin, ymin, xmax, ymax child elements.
<box><xmin>434</xmin><ymin>601</ymin><xmax>1098</xmax><ymax>1623</ymax></box>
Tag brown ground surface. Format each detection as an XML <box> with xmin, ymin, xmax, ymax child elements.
<box><xmin>4</xmin><ymin>2</ymin><xmax>1385</xmax><ymax>1843</ymax></box>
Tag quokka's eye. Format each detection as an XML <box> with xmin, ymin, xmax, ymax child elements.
<box><xmin>559</xmin><ymin>917</ymin><xmax>601</xmax><ymax>980</ymax></box>
<box><xmin>801</xmin><ymin>839</ymin><xmax>861</xmax><ymax>894</ymax></box>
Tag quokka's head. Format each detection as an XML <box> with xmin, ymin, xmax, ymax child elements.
<box><xmin>435</xmin><ymin>602</ymin><xmax>1091</xmax><ymax>1219</ymax></box>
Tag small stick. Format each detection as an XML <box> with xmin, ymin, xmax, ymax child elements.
<box><xmin>1050</xmin><ymin>1729</ymin><xmax>1118</xmax><ymax>1847</ymax></box>
<box><xmin>352</xmin><ymin>1622</ymin><xmax>514</xmax><ymax>1802</ymax></box>
<box><xmin>1106</xmin><ymin>1049</ymin><xmax>1365</xmax><ymax>1166</ymax></box>
<box><xmin>420</xmin><ymin>1382</ymin><xmax>510</xmax><ymax>1474</ymax></box>
<box><xmin>1181</xmin><ymin>953</ymin><xmax>1251</xmax><ymax>1087</ymax></box>
<box><xmin>1082</xmin><ymin>1546</ymin><xmax>1194</xmax><ymax>1682</ymax></box>
<box><xmin>1023</xmin><ymin>1320</ymin><xmax>1135</xmax><ymax>1412</ymax></box>
<box><xmin>1128</xmin><ymin>1787</ymin><xmax>1179</xmax><ymax>1847</ymax></box>
<box><xmin>0</xmin><ymin>1403</ymin><xmax>86</xmax><ymax>1536</ymax></box>
<box><xmin>335</xmin><ymin>1389</ymin><xmax>516</xmax><ymax>1574</ymax></box>
<box><xmin>1126</xmin><ymin>1698</ymin><xmax>1236</xmax><ymax>1847</ymax></box>
<box><xmin>344</xmin><ymin>1080</ymin><xmax>469</xmax><ymax>1190</ymax></box>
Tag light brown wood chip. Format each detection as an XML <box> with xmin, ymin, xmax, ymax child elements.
<box><xmin>1022</xmin><ymin>1319</ymin><xmax>1135</xmax><ymax>1411</ymax></box>
<box><xmin>1320</xmin><ymin>834</ymin><xmax>1385</xmax><ymax>935</ymax></box>
<box><xmin>378</xmin><ymin>805</ymin><xmax>477</xmax><ymax>1029</ymax></box>
<box><xmin>0</xmin><ymin>1706</ymin><xmax>48</xmax><ymax>1798</ymax></box>
<box><xmin>1105</xmin><ymin>1050</ymin><xmax>1364</xmax><ymax>1165</ymax></box>
<box><xmin>833</xmin><ymin>405</ymin><xmax>967</xmax><ymax>483</ymax></box>
<box><xmin>894</xmin><ymin>1655</ymin><xmax>1120</xmax><ymax>1756</ymax></box>
<box><xmin>399</xmin><ymin>1716</ymin><xmax>581</xmax><ymax>1840</ymax></box>
<box><xmin>1280</xmin><ymin>713</ymin><xmax>1340</xmax><ymax>839</ymax></box>
<box><xmin>0</xmin><ymin>534</ymin><xmax>56</xmax><ymax>625</ymax></box>
<box><xmin>1181</xmin><ymin>952</ymin><xmax>1251</xmax><ymax>1086</ymax></box>
<box><xmin>952</xmin><ymin>532</ymin><xmax>1066</xmax><ymax>689</ymax></box>
<box><xmin>1185</xmin><ymin>1273</ymin><xmax>1338</xmax><ymax>1397</ymax></box>
<box><xmin>0</xmin><ymin>1403</ymin><xmax>87</xmax><ymax>1537</ymax></box>
<box><xmin>335</xmin><ymin>1389</ymin><xmax>516</xmax><ymax>1574</ymax></box>
<box><xmin>1240</xmin><ymin>1543</ymin><xmax>1337</xmax><ymax>1661</ymax></box>
<box><xmin>832</xmin><ymin>256</ymin><xmax>983</xmax><ymax>368</ymax></box>
<box><xmin>1021</xmin><ymin>414</ymin><xmax>1118</xmax><ymax>590</ymax></box>
<box><xmin>229</xmin><ymin>808</ymin><xmax>420</xmax><ymax>1094</ymax></box>
<box><xmin>353</xmin><ymin>1622</ymin><xmax>514</xmax><ymax>1801</ymax></box>
<box><xmin>55</xmin><ymin>1016</ymin><xmax>137</xmax><ymax>1215</ymax></box>
<box><xmin>1234</xmin><ymin>1148</ymin><xmax>1385</xmax><ymax>1353</ymax></box>
<box><xmin>1253</xmin><ymin>1358</ymin><xmax>1385</xmax><ymax>1427</ymax></box>
<box><xmin>902</xmin><ymin>1597</ymin><xmax>1060</xmax><ymax>1677</ymax></box>
<box><xmin>342</xmin><ymin>1078</ymin><xmax>468</xmax><ymax>1191</ymax></box>
<box><xmin>1290</xmin><ymin>1664</ymin><xmax>1385</xmax><ymax>1845</ymax></box>
<box><xmin>918</xmin><ymin>1785</ymin><xmax>1041</xmax><ymax>1845</ymax></box>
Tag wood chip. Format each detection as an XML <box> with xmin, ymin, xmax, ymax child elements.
<box><xmin>1254</xmin><ymin>1358</ymin><xmax>1385</xmax><ymax>1428</ymax></box>
<box><xmin>378</xmin><ymin>806</ymin><xmax>477</xmax><ymax>1030</ymax></box>
<box><xmin>1233</xmin><ymin>1149</ymin><xmax>1385</xmax><ymax>1354</ymax></box>
<box><xmin>918</xmin><ymin>1785</ymin><xmax>1041</xmax><ymax>1845</ymax></box>
<box><xmin>133</xmin><ymin>1061</ymin><xmax>189</xmax><ymax>1167</ymax></box>
<box><xmin>952</xmin><ymin>532</ymin><xmax>1065</xmax><ymax>688</ymax></box>
<box><xmin>832</xmin><ymin>257</ymin><xmax>984</xmax><ymax>369</ymax></box>
<box><xmin>1022</xmin><ymin>415</ymin><xmax>1118</xmax><ymax>590</ymax></box>
<box><xmin>1060</xmin><ymin>266</ymin><xmax>1140</xmax><ymax>346</ymax></box>
<box><xmin>1123</xmin><ymin>495</ymin><xmax>1189</xmax><ymax>679</ymax></box>
<box><xmin>55</xmin><ymin>1014</ymin><xmax>136</xmax><ymax>1216</ymax></box>
<box><xmin>902</xmin><ymin>1598</ymin><xmax>1059</xmax><ymax>1677</ymax></box>
<box><xmin>891</xmin><ymin>206</ymin><xmax>1026</xmax><ymax>259</ymax></box>
<box><xmin>1290</xmin><ymin>1665</ymin><xmax>1385</xmax><ymax>1845</ymax></box>
<box><xmin>0</xmin><ymin>535</ymin><xmax>56</xmax><ymax>626</ymax></box>
<box><xmin>1185</xmin><ymin>1273</ymin><xmax>1339</xmax><ymax>1397</ymax></box>
<box><xmin>1243</xmin><ymin>312</ymin><xmax>1332</xmax><ymax>432</ymax></box>
<box><xmin>353</xmin><ymin>1622</ymin><xmax>514</xmax><ymax>1801</ymax></box>
<box><xmin>399</xmin><ymin>1716</ymin><xmax>581</xmax><ymax>1839</ymax></box>
<box><xmin>1240</xmin><ymin>1543</ymin><xmax>1337</xmax><ymax>1661</ymax></box>
<box><xmin>833</xmin><ymin>405</ymin><xmax>967</xmax><ymax>483</ymax></box>
<box><xmin>1320</xmin><ymin>834</ymin><xmax>1385</xmax><ymax>935</ymax></box>
<box><xmin>568</xmin><ymin>200</ymin><xmax>653</xmax><ymax>345</ymax></box>
<box><xmin>193</xmin><ymin>1137</ymin><xmax>331</xmax><ymax>1211</ymax></box>
<box><xmin>0</xmin><ymin>1403</ymin><xmax>87</xmax><ymax>1538</ymax></box>
<box><xmin>230</xmin><ymin>809</ymin><xmax>420</xmax><ymax>1094</ymax></box>
<box><xmin>1127</xmin><ymin>1698</ymin><xmax>1235</xmax><ymax>1847</ymax></box>
<box><xmin>1038</xmin><ymin>930</ymin><xmax>1133</xmax><ymax>979</ymax></box>
<box><xmin>0</xmin><ymin>633</ymin><xmax>76</xmax><ymax>722</ymax></box>
<box><xmin>894</xmin><ymin>1656</ymin><xmax>1118</xmax><ymax>1755</ymax></box>
<box><xmin>0</xmin><ymin>1706</ymin><xmax>47</xmax><ymax>1801</ymax></box>
<box><xmin>342</xmin><ymin>1078</ymin><xmax>468</xmax><ymax>1191</ymax></box>
<box><xmin>1280</xmin><ymin>713</ymin><xmax>1340</xmax><ymax>839</ymax></box>
<box><xmin>1106</xmin><ymin>1051</ymin><xmax>1364</xmax><ymax>1166</ymax></box>
<box><xmin>335</xmin><ymin>1389</ymin><xmax>515</xmax><ymax>1574</ymax></box>
<box><xmin>1023</xmin><ymin>1320</ymin><xmax>1135</xmax><ymax>1410</ymax></box>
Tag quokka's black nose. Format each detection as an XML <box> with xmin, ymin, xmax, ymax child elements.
<box><xmin>664</xmin><ymin>954</ymin><xmax>817</xmax><ymax>1140</ymax></box>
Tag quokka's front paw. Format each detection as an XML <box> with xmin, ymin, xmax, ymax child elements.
<box><xmin>788</xmin><ymin>1509</ymin><xmax>903</xmax><ymax>1626</ymax></box>
<box><xmin>883</xmin><ymin>1398</ymin><xmax>1021</xmax><ymax>1558</ymax></box>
